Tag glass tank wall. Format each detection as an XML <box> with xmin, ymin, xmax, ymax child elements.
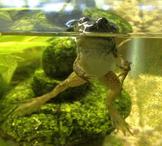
<box><xmin>0</xmin><ymin>0</ymin><xmax>162</xmax><ymax>146</ymax></box>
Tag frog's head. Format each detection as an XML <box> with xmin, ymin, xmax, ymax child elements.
<box><xmin>66</xmin><ymin>17</ymin><xmax>118</xmax><ymax>33</ymax></box>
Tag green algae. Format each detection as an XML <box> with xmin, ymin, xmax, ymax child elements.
<box><xmin>32</xmin><ymin>69</ymin><xmax>90</xmax><ymax>102</ymax></box>
<box><xmin>0</xmin><ymin>36</ymin><xmax>132</xmax><ymax>145</ymax></box>
<box><xmin>42</xmin><ymin>37</ymin><xmax>77</xmax><ymax>79</ymax></box>
<box><xmin>0</xmin><ymin>77</ymin><xmax>131</xmax><ymax>145</ymax></box>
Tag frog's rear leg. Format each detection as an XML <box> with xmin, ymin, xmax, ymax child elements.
<box><xmin>11</xmin><ymin>72</ymin><xmax>87</xmax><ymax>117</ymax></box>
<box><xmin>100</xmin><ymin>71</ymin><xmax>132</xmax><ymax>135</ymax></box>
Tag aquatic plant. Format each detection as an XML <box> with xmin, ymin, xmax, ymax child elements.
<box><xmin>42</xmin><ymin>37</ymin><xmax>76</xmax><ymax>79</ymax></box>
<box><xmin>0</xmin><ymin>54</ymin><xmax>22</xmax><ymax>97</ymax></box>
<box><xmin>0</xmin><ymin>35</ymin><xmax>132</xmax><ymax>145</ymax></box>
<box><xmin>0</xmin><ymin>75</ymin><xmax>8</xmax><ymax>98</ymax></box>
<box><xmin>0</xmin><ymin>78</ymin><xmax>131</xmax><ymax>146</ymax></box>
<box><xmin>32</xmin><ymin>69</ymin><xmax>89</xmax><ymax>101</ymax></box>
<box><xmin>10</xmin><ymin>10</ymin><xmax>62</xmax><ymax>31</ymax></box>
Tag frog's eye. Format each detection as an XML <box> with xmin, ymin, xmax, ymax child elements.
<box><xmin>65</xmin><ymin>19</ymin><xmax>78</xmax><ymax>28</ymax></box>
<box><xmin>79</xmin><ymin>17</ymin><xmax>90</xmax><ymax>23</ymax></box>
<box><xmin>65</xmin><ymin>19</ymin><xmax>79</xmax><ymax>31</ymax></box>
<box><xmin>96</xmin><ymin>17</ymin><xmax>108</xmax><ymax>26</ymax></box>
<box><xmin>96</xmin><ymin>17</ymin><xmax>119</xmax><ymax>32</ymax></box>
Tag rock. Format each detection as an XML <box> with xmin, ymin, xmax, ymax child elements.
<box><xmin>0</xmin><ymin>11</ymin><xmax>13</xmax><ymax>32</ymax></box>
<box><xmin>0</xmin><ymin>79</ymin><xmax>131</xmax><ymax>146</ymax></box>
<box><xmin>42</xmin><ymin>37</ymin><xmax>76</xmax><ymax>79</ymax></box>
<box><xmin>0</xmin><ymin>75</ymin><xmax>8</xmax><ymax>98</ymax></box>
<box><xmin>10</xmin><ymin>10</ymin><xmax>62</xmax><ymax>32</ymax></box>
<box><xmin>32</xmin><ymin>69</ymin><xmax>89</xmax><ymax>102</ymax></box>
<box><xmin>0</xmin><ymin>33</ymin><xmax>131</xmax><ymax>145</ymax></box>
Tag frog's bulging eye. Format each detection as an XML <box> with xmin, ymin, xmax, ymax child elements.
<box><xmin>66</xmin><ymin>19</ymin><xmax>78</xmax><ymax>28</ymax></box>
<box><xmin>79</xmin><ymin>17</ymin><xmax>90</xmax><ymax>23</ymax></box>
<box><xmin>65</xmin><ymin>19</ymin><xmax>79</xmax><ymax>31</ymax></box>
<box><xmin>96</xmin><ymin>17</ymin><xmax>108</xmax><ymax>26</ymax></box>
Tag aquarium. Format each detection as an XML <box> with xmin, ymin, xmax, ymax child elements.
<box><xmin>0</xmin><ymin>0</ymin><xmax>162</xmax><ymax>146</ymax></box>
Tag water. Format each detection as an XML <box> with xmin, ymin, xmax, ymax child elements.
<box><xmin>0</xmin><ymin>33</ymin><xmax>162</xmax><ymax>146</ymax></box>
<box><xmin>2</xmin><ymin>31</ymin><xmax>162</xmax><ymax>38</ymax></box>
<box><xmin>1</xmin><ymin>2</ymin><xmax>161</xmax><ymax>145</ymax></box>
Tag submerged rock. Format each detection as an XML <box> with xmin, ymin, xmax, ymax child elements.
<box><xmin>32</xmin><ymin>69</ymin><xmax>89</xmax><ymax>102</ymax></box>
<box><xmin>42</xmin><ymin>37</ymin><xmax>76</xmax><ymax>79</ymax></box>
<box><xmin>0</xmin><ymin>80</ymin><xmax>35</xmax><ymax>123</ymax></box>
<box><xmin>0</xmin><ymin>11</ymin><xmax>13</xmax><ymax>32</ymax></box>
<box><xmin>0</xmin><ymin>78</ymin><xmax>131</xmax><ymax>146</ymax></box>
<box><xmin>0</xmin><ymin>36</ymin><xmax>131</xmax><ymax>145</ymax></box>
<box><xmin>0</xmin><ymin>75</ymin><xmax>8</xmax><ymax>98</ymax></box>
<box><xmin>11</xmin><ymin>10</ymin><xmax>62</xmax><ymax>32</ymax></box>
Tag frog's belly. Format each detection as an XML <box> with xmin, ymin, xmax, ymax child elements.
<box><xmin>79</xmin><ymin>50</ymin><xmax>116</xmax><ymax>78</ymax></box>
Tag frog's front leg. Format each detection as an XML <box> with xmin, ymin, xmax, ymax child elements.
<box><xmin>100</xmin><ymin>71</ymin><xmax>132</xmax><ymax>135</ymax></box>
<box><xmin>117</xmin><ymin>55</ymin><xmax>131</xmax><ymax>85</ymax></box>
<box><xmin>116</xmin><ymin>39</ymin><xmax>131</xmax><ymax>85</ymax></box>
<box><xmin>73</xmin><ymin>56</ymin><xmax>91</xmax><ymax>81</ymax></box>
<box><xmin>11</xmin><ymin>72</ymin><xmax>87</xmax><ymax>117</ymax></box>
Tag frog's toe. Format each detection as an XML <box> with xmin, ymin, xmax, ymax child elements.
<box><xmin>110</xmin><ymin>111</ymin><xmax>133</xmax><ymax>135</ymax></box>
<box><xmin>114</xmin><ymin>117</ymin><xmax>132</xmax><ymax>135</ymax></box>
<box><xmin>11</xmin><ymin>98</ymin><xmax>42</xmax><ymax>117</ymax></box>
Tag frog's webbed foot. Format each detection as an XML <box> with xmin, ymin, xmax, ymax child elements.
<box><xmin>11</xmin><ymin>98</ymin><xmax>45</xmax><ymax>117</ymax></box>
<box><xmin>11</xmin><ymin>72</ymin><xmax>87</xmax><ymax>117</ymax></box>
<box><xmin>100</xmin><ymin>71</ymin><xmax>132</xmax><ymax>135</ymax></box>
<box><xmin>109</xmin><ymin>106</ymin><xmax>133</xmax><ymax>135</ymax></box>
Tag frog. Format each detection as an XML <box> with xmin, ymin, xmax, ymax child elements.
<box><xmin>12</xmin><ymin>17</ymin><xmax>132</xmax><ymax>135</ymax></box>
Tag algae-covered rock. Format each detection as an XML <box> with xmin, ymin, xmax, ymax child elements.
<box><xmin>0</xmin><ymin>80</ymin><xmax>35</xmax><ymax>123</ymax></box>
<box><xmin>32</xmin><ymin>69</ymin><xmax>59</xmax><ymax>96</ymax></box>
<box><xmin>83</xmin><ymin>8</ymin><xmax>133</xmax><ymax>33</ymax></box>
<box><xmin>1</xmin><ymin>80</ymin><xmax>34</xmax><ymax>104</ymax></box>
<box><xmin>42</xmin><ymin>37</ymin><xmax>77</xmax><ymax>79</ymax></box>
<box><xmin>0</xmin><ymin>11</ymin><xmax>13</xmax><ymax>32</ymax></box>
<box><xmin>0</xmin><ymin>78</ymin><xmax>131</xmax><ymax>146</ymax></box>
<box><xmin>0</xmin><ymin>33</ymin><xmax>132</xmax><ymax>145</ymax></box>
<box><xmin>11</xmin><ymin>10</ymin><xmax>62</xmax><ymax>32</ymax></box>
<box><xmin>32</xmin><ymin>69</ymin><xmax>89</xmax><ymax>102</ymax></box>
<box><xmin>0</xmin><ymin>75</ymin><xmax>8</xmax><ymax>98</ymax></box>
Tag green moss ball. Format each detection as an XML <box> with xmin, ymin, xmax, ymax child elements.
<box><xmin>32</xmin><ymin>69</ymin><xmax>90</xmax><ymax>102</ymax></box>
<box><xmin>0</xmin><ymin>80</ymin><xmax>131</xmax><ymax>146</ymax></box>
<box><xmin>42</xmin><ymin>37</ymin><xmax>76</xmax><ymax>79</ymax></box>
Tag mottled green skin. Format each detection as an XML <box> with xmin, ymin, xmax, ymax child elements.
<box><xmin>83</xmin><ymin>8</ymin><xmax>133</xmax><ymax>33</ymax></box>
<box><xmin>42</xmin><ymin>37</ymin><xmax>77</xmax><ymax>79</ymax></box>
